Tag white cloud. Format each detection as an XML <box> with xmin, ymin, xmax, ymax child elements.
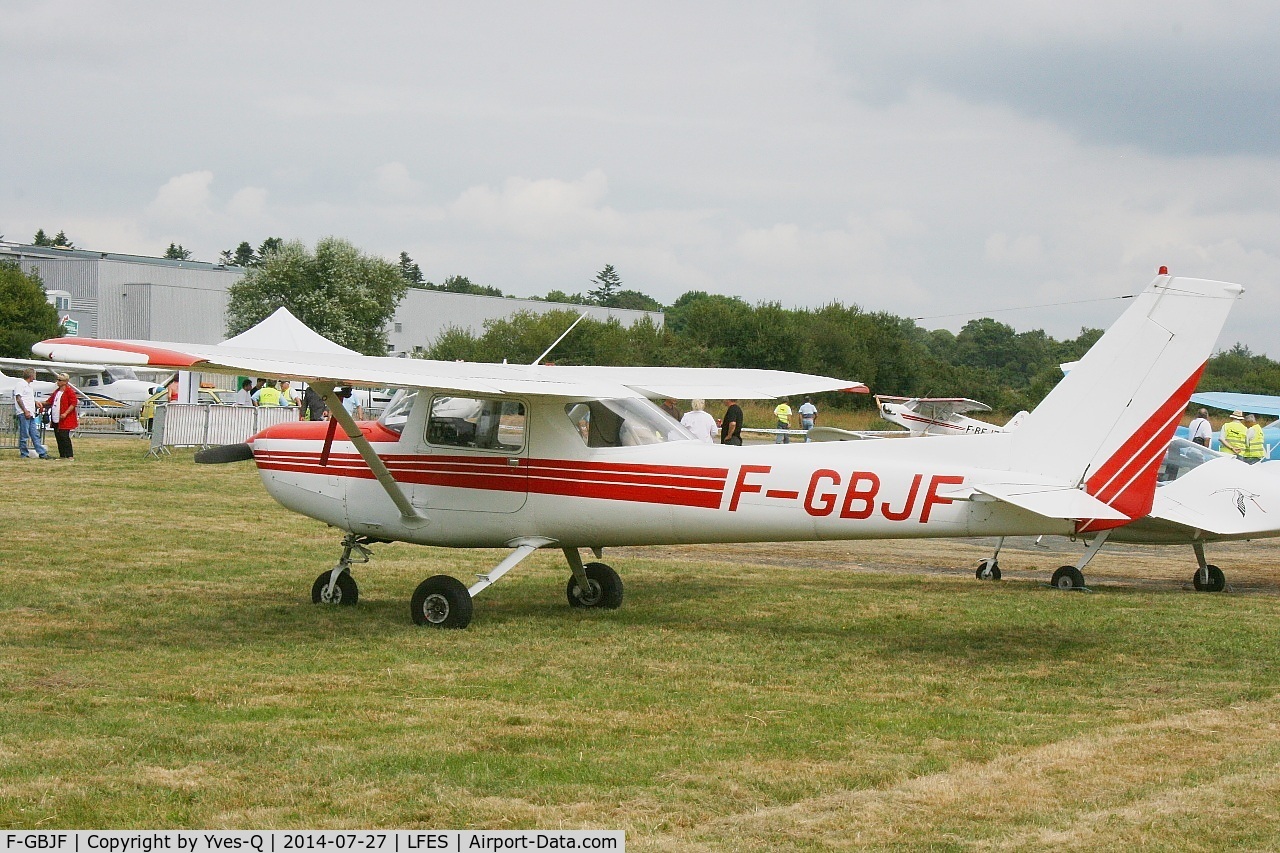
<box><xmin>450</xmin><ymin>170</ymin><xmax>616</xmax><ymax>239</ymax></box>
<box><xmin>227</xmin><ymin>187</ymin><xmax>268</xmax><ymax>219</ymax></box>
<box><xmin>146</xmin><ymin>172</ymin><xmax>215</xmax><ymax>223</ymax></box>
<box><xmin>985</xmin><ymin>232</ymin><xmax>1044</xmax><ymax>266</ymax></box>
<box><xmin>369</xmin><ymin>163</ymin><xmax>422</xmax><ymax>201</ymax></box>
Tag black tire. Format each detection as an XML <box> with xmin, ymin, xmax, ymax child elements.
<box><xmin>410</xmin><ymin>575</ymin><xmax>473</xmax><ymax>628</ymax></box>
<box><xmin>975</xmin><ymin>559</ymin><xmax>1001</xmax><ymax>581</ymax></box>
<box><xmin>566</xmin><ymin>562</ymin><xmax>624</xmax><ymax>609</ymax></box>
<box><xmin>311</xmin><ymin>570</ymin><xmax>359</xmax><ymax>605</ymax></box>
<box><xmin>1050</xmin><ymin>566</ymin><xmax>1085</xmax><ymax>590</ymax></box>
<box><xmin>1192</xmin><ymin>564</ymin><xmax>1226</xmax><ymax>593</ymax></box>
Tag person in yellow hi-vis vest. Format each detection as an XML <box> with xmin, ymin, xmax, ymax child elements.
<box><xmin>1242</xmin><ymin>413</ymin><xmax>1267</xmax><ymax>464</ymax></box>
<box><xmin>773</xmin><ymin>399</ymin><xmax>793</xmax><ymax>444</ymax></box>
<box><xmin>252</xmin><ymin>379</ymin><xmax>283</xmax><ymax>407</ymax></box>
<box><xmin>1221</xmin><ymin>410</ymin><xmax>1247</xmax><ymax>458</ymax></box>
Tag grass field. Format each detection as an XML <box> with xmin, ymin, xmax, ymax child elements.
<box><xmin>4</xmin><ymin>439</ymin><xmax>1280</xmax><ymax>850</ymax></box>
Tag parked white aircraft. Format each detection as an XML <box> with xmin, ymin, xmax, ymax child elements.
<box><xmin>0</xmin><ymin>357</ymin><xmax>160</xmax><ymax>414</ymax></box>
<box><xmin>875</xmin><ymin>396</ymin><xmax>1028</xmax><ymax>436</ymax></box>
<box><xmin>34</xmin><ymin>274</ymin><xmax>1270</xmax><ymax>626</ymax></box>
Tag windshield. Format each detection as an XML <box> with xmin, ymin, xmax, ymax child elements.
<box><xmin>103</xmin><ymin>366</ymin><xmax>140</xmax><ymax>384</ymax></box>
<box><xmin>565</xmin><ymin>398</ymin><xmax>698</xmax><ymax>447</ymax></box>
<box><xmin>1159</xmin><ymin>436</ymin><xmax>1225</xmax><ymax>483</ymax></box>
<box><xmin>379</xmin><ymin>389</ymin><xmax>418</xmax><ymax>435</ymax></box>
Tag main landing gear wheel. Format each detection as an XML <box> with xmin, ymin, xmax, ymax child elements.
<box><xmin>1050</xmin><ymin>566</ymin><xmax>1086</xmax><ymax>590</ymax></box>
<box><xmin>975</xmin><ymin>559</ymin><xmax>1001</xmax><ymax>581</ymax></box>
<box><xmin>1192</xmin><ymin>564</ymin><xmax>1226</xmax><ymax>592</ymax></box>
<box><xmin>311</xmin><ymin>570</ymin><xmax>359</xmax><ymax>605</ymax></box>
<box><xmin>411</xmin><ymin>575</ymin><xmax>473</xmax><ymax>628</ymax></box>
<box><xmin>566</xmin><ymin>562</ymin><xmax>624</xmax><ymax>609</ymax></box>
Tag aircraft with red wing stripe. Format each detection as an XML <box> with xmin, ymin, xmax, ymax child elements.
<box><xmin>34</xmin><ymin>273</ymin><xmax>1273</xmax><ymax>627</ymax></box>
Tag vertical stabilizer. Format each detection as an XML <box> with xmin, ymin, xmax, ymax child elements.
<box><xmin>1004</xmin><ymin>275</ymin><xmax>1243</xmax><ymax>526</ymax></box>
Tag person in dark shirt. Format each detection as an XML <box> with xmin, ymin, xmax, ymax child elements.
<box><xmin>301</xmin><ymin>385</ymin><xmax>328</xmax><ymax>421</ymax></box>
<box><xmin>721</xmin><ymin>399</ymin><xmax>744</xmax><ymax>445</ymax></box>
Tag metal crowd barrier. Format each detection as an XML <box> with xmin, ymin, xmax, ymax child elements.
<box><xmin>2</xmin><ymin>412</ymin><xmax>49</xmax><ymax>451</ymax></box>
<box><xmin>147</xmin><ymin>404</ymin><xmax>300</xmax><ymax>457</ymax></box>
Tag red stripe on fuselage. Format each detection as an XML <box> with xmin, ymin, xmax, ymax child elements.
<box><xmin>252</xmin><ymin>449</ymin><xmax>729</xmax><ymax>509</ymax></box>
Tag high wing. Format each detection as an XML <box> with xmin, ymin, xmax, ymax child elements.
<box><xmin>1190</xmin><ymin>391</ymin><xmax>1280</xmax><ymax>418</ymax></box>
<box><xmin>875</xmin><ymin>395</ymin><xmax>992</xmax><ymax>420</ymax></box>
<box><xmin>33</xmin><ymin>335</ymin><xmax>866</xmax><ymax>401</ymax></box>
<box><xmin>0</xmin><ymin>356</ymin><xmax>115</xmax><ymax>375</ymax></box>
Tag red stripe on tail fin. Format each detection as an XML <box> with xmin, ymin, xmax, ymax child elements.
<box><xmin>1078</xmin><ymin>364</ymin><xmax>1205</xmax><ymax>531</ymax></box>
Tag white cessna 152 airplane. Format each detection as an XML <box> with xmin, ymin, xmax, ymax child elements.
<box><xmin>33</xmin><ymin>273</ymin><xmax>1277</xmax><ymax>627</ymax></box>
<box><xmin>875</xmin><ymin>395</ymin><xmax>1028</xmax><ymax>436</ymax></box>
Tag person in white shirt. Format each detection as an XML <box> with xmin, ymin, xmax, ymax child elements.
<box><xmin>1188</xmin><ymin>408</ymin><xmax>1213</xmax><ymax>447</ymax></box>
<box><xmin>12</xmin><ymin>368</ymin><xmax>50</xmax><ymax>459</ymax></box>
<box><xmin>798</xmin><ymin>398</ymin><xmax>818</xmax><ymax>442</ymax></box>
<box><xmin>679</xmin><ymin>399</ymin><xmax>718</xmax><ymax>443</ymax></box>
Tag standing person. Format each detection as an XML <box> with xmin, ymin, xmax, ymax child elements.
<box><xmin>721</xmin><ymin>399</ymin><xmax>744</xmax><ymax>446</ymax></box>
<box><xmin>1221</xmin><ymin>410</ymin><xmax>1247</xmax><ymax>458</ymax></box>
<box><xmin>337</xmin><ymin>387</ymin><xmax>364</xmax><ymax>420</ymax></box>
<box><xmin>278</xmin><ymin>380</ymin><xmax>300</xmax><ymax>408</ymax></box>
<box><xmin>798</xmin><ymin>397</ymin><xmax>818</xmax><ymax>442</ymax></box>
<box><xmin>773</xmin><ymin>398</ymin><xmax>793</xmax><ymax>444</ymax></box>
<box><xmin>1243</xmin><ymin>414</ymin><xmax>1266</xmax><ymax>464</ymax></box>
<box><xmin>1187</xmin><ymin>408</ymin><xmax>1213</xmax><ymax>447</ymax></box>
<box><xmin>12</xmin><ymin>368</ymin><xmax>50</xmax><ymax>459</ymax></box>
<box><xmin>661</xmin><ymin>398</ymin><xmax>683</xmax><ymax>421</ymax></box>
<box><xmin>680</xmin><ymin>399</ymin><xmax>718</xmax><ymax>443</ymax></box>
<box><xmin>234</xmin><ymin>378</ymin><xmax>254</xmax><ymax>406</ymax></box>
<box><xmin>40</xmin><ymin>373</ymin><xmax>79</xmax><ymax>460</ymax></box>
<box><xmin>252</xmin><ymin>379</ymin><xmax>282</xmax><ymax>407</ymax></box>
<box><xmin>301</xmin><ymin>385</ymin><xmax>328</xmax><ymax>421</ymax></box>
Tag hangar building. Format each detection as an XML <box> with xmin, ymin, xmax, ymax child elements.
<box><xmin>0</xmin><ymin>241</ymin><xmax>663</xmax><ymax>354</ymax></box>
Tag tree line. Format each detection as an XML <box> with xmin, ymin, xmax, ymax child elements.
<box><xmin>8</xmin><ymin>229</ymin><xmax>1280</xmax><ymax>415</ymax></box>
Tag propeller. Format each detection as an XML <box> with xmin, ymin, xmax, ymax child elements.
<box><xmin>194</xmin><ymin>443</ymin><xmax>255</xmax><ymax>464</ymax></box>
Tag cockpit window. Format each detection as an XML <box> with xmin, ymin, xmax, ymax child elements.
<box><xmin>565</xmin><ymin>398</ymin><xmax>698</xmax><ymax>447</ymax></box>
<box><xmin>427</xmin><ymin>396</ymin><xmax>526</xmax><ymax>451</ymax></box>
<box><xmin>103</xmin><ymin>366</ymin><xmax>140</xmax><ymax>384</ymax></box>
<box><xmin>1159</xmin><ymin>437</ymin><xmax>1224</xmax><ymax>483</ymax></box>
<box><xmin>379</xmin><ymin>389</ymin><xmax>418</xmax><ymax>435</ymax></box>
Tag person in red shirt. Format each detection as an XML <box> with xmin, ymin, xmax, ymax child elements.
<box><xmin>40</xmin><ymin>373</ymin><xmax>80</xmax><ymax>460</ymax></box>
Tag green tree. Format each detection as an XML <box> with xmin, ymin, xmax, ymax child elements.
<box><xmin>399</xmin><ymin>252</ymin><xmax>425</xmax><ymax>287</ymax></box>
<box><xmin>225</xmin><ymin>237</ymin><xmax>408</xmax><ymax>355</ymax></box>
<box><xmin>587</xmin><ymin>264</ymin><xmax>622</xmax><ymax>305</ymax></box>
<box><xmin>258</xmin><ymin>237</ymin><xmax>284</xmax><ymax>260</ymax></box>
<box><xmin>164</xmin><ymin>243</ymin><xmax>192</xmax><ymax>260</ymax></box>
<box><xmin>32</xmin><ymin>229</ymin><xmax>74</xmax><ymax>248</ymax></box>
<box><xmin>0</xmin><ymin>261</ymin><xmax>62</xmax><ymax>357</ymax></box>
<box><xmin>536</xmin><ymin>289</ymin><xmax>590</xmax><ymax>305</ymax></box>
<box><xmin>427</xmin><ymin>274</ymin><xmax>504</xmax><ymax>297</ymax></box>
<box><xmin>609</xmin><ymin>289</ymin><xmax>663</xmax><ymax>311</ymax></box>
<box><xmin>220</xmin><ymin>242</ymin><xmax>258</xmax><ymax>267</ymax></box>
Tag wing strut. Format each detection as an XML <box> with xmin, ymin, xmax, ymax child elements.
<box><xmin>314</xmin><ymin>382</ymin><xmax>427</xmax><ymax>527</ymax></box>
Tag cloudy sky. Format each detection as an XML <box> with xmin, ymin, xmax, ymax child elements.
<box><xmin>4</xmin><ymin>1</ymin><xmax>1279</xmax><ymax>354</ymax></box>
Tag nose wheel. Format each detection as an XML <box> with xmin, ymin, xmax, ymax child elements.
<box><xmin>312</xmin><ymin>570</ymin><xmax>358</xmax><ymax>605</ymax></box>
<box><xmin>313</xmin><ymin>533</ymin><xmax>373</xmax><ymax>606</ymax></box>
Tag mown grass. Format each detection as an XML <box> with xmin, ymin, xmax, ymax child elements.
<box><xmin>3</xmin><ymin>439</ymin><xmax>1280</xmax><ymax>849</ymax></box>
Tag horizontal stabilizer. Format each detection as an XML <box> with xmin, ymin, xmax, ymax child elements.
<box><xmin>944</xmin><ymin>482</ymin><xmax>1131</xmax><ymax>521</ymax></box>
